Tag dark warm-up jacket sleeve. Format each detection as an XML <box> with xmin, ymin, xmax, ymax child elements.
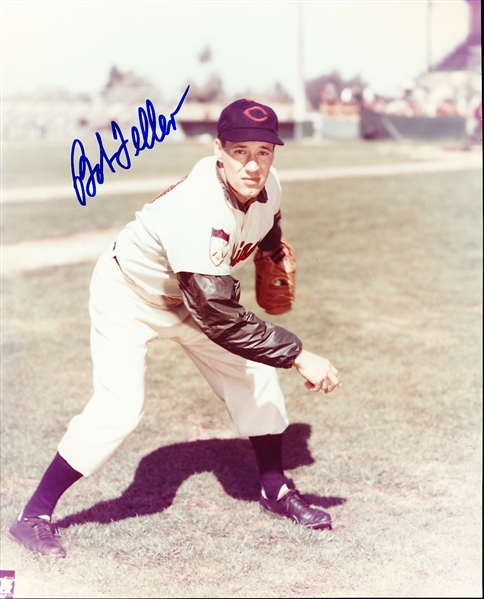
<box><xmin>258</xmin><ymin>210</ymin><xmax>282</xmax><ymax>252</ymax></box>
<box><xmin>177</xmin><ymin>271</ymin><xmax>302</xmax><ymax>369</ymax></box>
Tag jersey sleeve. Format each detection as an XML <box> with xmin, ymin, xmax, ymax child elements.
<box><xmin>160</xmin><ymin>203</ymin><xmax>233</xmax><ymax>277</ymax></box>
<box><xmin>176</xmin><ymin>271</ymin><xmax>302</xmax><ymax>368</ymax></box>
<box><xmin>166</xmin><ymin>227</ymin><xmax>231</xmax><ymax>276</ymax></box>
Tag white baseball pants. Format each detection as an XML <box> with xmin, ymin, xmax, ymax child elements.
<box><xmin>57</xmin><ymin>248</ymin><xmax>289</xmax><ymax>476</ymax></box>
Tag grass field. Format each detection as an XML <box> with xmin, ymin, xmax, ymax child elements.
<box><xmin>1</xmin><ymin>138</ymin><xmax>482</xmax><ymax>598</ymax></box>
<box><xmin>1</xmin><ymin>137</ymin><xmax>428</xmax><ymax>244</ymax></box>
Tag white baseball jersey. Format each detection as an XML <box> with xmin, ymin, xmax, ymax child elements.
<box><xmin>114</xmin><ymin>156</ymin><xmax>282</xmax><ymax>298</ymax></box>
<box><xmin>58</xmin><ymin>158</ymin><xmax>291</xmax><ymax>474</ymax></box>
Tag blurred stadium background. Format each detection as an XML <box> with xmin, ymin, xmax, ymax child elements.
<box><xmin>1</xmin><ymin>0</ymin><xmax>481</xmax><ymax>146</ymax></box>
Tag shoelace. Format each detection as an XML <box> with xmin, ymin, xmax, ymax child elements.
<box><xmin>28</xmin><ymin>519</ymin><xmax>56</xmax><ymax>540</ymax></box>
<box><xmin>287</xmin><ymin>492</ymin><xmax>308</xmax><ymax>510</ymax></box>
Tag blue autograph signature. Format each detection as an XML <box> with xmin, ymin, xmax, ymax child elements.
<box><xmin>70</xmin><ymin>85</ymin><xmax>190</xmax><ymax>206</ymax></box>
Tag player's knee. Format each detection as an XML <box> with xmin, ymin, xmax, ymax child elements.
<box><xmin>113</xmin><ymin>407</ymin><xmax>144</xmax><ymax>437</ymax></box>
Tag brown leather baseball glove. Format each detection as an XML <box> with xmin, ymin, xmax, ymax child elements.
<box><xmin>254</xmin><ymin>238</ymin><xmax>296</xmax><ymax>315</ymax></box>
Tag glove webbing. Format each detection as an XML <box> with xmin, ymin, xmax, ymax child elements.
<box><xmin>270</xmin><ymin>246</ymin><xmax>286</xmax><ymax>264</ymax></box>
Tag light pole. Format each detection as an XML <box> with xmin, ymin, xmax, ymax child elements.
<box><xmin>294</xmin><ymin>0</ymin><xmax>306</xmax><ymax>140</ymax></box>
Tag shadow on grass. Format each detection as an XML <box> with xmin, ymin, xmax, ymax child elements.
<box><xmin>56</xmin><ymin>423</ymin><xmax>346</xmax><ymax>529</ymax></box>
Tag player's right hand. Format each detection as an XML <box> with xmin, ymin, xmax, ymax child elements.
<box><xmin>293</xmin><ymin>349</ymin><xmax>342</xmax><ymax>393</ymax></box>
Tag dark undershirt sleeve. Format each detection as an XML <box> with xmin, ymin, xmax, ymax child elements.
<box><xmin>176</xmin><ymin>271</ymin><xmax>302</xmax><ymax>369</ymax></box>
<box><xmin>258</xmin><ymin>210</ymin><xmax>282</xmax><ymax>252</ymax></box>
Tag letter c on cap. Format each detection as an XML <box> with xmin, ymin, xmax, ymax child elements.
<box><xmin>243</xmin><ymin>106</ymin><xmax>269</xmax><ymax>122</ymax></box>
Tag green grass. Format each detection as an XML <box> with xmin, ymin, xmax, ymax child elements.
<box><xmin>2</xmin><ymin>138</ymin><xmax>444</xmax><ymax>244</ymax></box>
<box><xmin>1</xmin><ymin>141</ymin><xmax>482</xmax><ymax>598</ymax></box>
<box><xmin>2</xmin><ymin>137</ymin><xmax>422</xmax><ymax>189</ymax></box>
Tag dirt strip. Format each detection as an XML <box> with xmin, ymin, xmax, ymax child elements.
<box><xmin>1</xmin><ymin>152</ymin><xmax>481</xmax><ymax>204</ymax></box>
<box><xmin>2</xmin><ymin>153</ymin><xmax>482</xmax><ymax>276</ymax></box>
<box><xmin>2</xmin><ymin>227</ymin><xmax>122</xmax><ymax>276</ymax></box>
<box><xmin>277</xmin><ymin>153</ymin><xmax>481</xmax><ymax>181</ymax></box>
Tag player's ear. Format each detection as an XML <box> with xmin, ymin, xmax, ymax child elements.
<box><xmin>214</xmin><ymin>138</ymin><xmax>224</xmax><ymax>161</ymax></box>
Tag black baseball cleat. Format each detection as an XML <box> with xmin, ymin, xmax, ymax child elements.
<box><xmin>8</xmin><ymin>516</ymin><xmax>66</xmax><ymax>558</ymax></box>
<box><xmin>260</xmin><ymin>489</ymin><xmax>332</xmax><ymax>530</ymax></box>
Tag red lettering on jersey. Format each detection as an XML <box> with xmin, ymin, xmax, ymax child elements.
<box><xmin>243</xmin><ymin>106</ymin><xmax>269</xmax><ymax>122</ymax></box>
<box><xmin>230</xmin><ymin>240</ymin><xmax>261</xmax><ymax>266</ymax></box>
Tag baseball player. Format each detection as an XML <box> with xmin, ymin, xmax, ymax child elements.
<box><xmin>8</xmin><ymin>99</ymin><xmax>341</xmax><ymax>558</ymax></box>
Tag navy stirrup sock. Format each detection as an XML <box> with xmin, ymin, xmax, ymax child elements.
<box><xmin>22</xmin><ymin>452</ymin><xmax>83</xmax><ymax>520</ymax></box>
<box><xmin>249</xmin><ymin>434</ymin><xmax>287</xmax><ymax>500</ymax></box>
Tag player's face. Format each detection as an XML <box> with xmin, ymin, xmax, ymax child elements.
<box><xmin>214</xmin><ymin>139</ymin><xmax>275</xmax><ymax>204</ymax></box>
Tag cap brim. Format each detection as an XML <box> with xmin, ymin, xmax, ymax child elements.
<box><xmin>218</xmin><ymin>128</ymin><xmax>284</xmax><ymax>146</ymax></box>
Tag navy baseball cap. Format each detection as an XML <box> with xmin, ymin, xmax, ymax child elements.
<box><xmin>217</xmin><ymin>99</ymin><xmax>284</xmax><ymax>146</ymax></box>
